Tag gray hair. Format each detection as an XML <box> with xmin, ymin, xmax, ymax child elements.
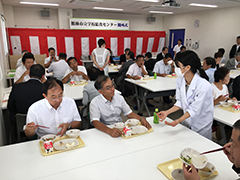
<box><xmin>233</xmin><ymin>120</ymin><xmax>240</xmax><ymax>141</ymax></box>
<box><xmin>235</xmin><ymin>52</ymin><xmax>240</xmax><ymax>57</ymax></box>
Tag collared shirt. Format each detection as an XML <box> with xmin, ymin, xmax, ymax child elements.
<box><xmin>26</xmin><ymin>97</ymin><xmax>81</xmax><ymax>137</ymax></box>
<box><xmin>90</xmin><ymin>93</ymin><xmax>132</xmax><ymax>125</ymax></box>
<box><xmin>173</xmin><ymin>44</ymin><xmax>182</xmax><ymax>53</ymax></box>
<box><xmin>153</xmin><ymin>60</ymin><xmax>172</xmax><ymax>74</ymax></box>
<box><xmin>48</xmin><ymin>60</ymin><xmax>69</xmax><ymax>80</ymax></box>
<box><xmin>44</xmin><ymin>56</ymin><xmax>59</xmax><ymax>65</ymax></box>
<box><xmin>16</xmin><ymin>58</ymin><xmax>22</xmax><ymax>68</ymax></box>
<box><xmin>14</xmin><ymin>65</ymin><xmax>30</xmax><ymax>83</ymax></box>
<box><xmin>205</xmin><ymin>68</ymin><xmax>216</xmax><ymax>84</ymax></box>
<box><xmin>63</xmin><ymin>66</ymin><xmax>88</xmax><ymax>82</ymax></box>
<box><xmin>126</xmin><ymin>63</ymin><xmax>147</xmax><ymax>77</ymax></box>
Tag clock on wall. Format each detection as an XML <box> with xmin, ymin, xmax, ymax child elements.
<box><xmin>194</xmin><ymin>19</ymin><xmax>200</xmax><ymax>28</ymax></box>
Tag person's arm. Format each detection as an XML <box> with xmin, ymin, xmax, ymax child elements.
<box><xmin>155</xmin><ymin>72</ymin><xmax>167</xmax><ymax>77</ymax></box>
<box><xmin>224</xmin><ymin>142</ymin><xmax>234</xmax><ymax>163</ymax></box>
<box><xmin>183</xmin><ymin>164</ymin><xmax>200</xmax><ymax>180</ymax></box>
<box><xmin>14</xmin><ymin>70</ymin><xmax>29</xmax><ymax>84</ymax></box>
<box><xmin>44</xmin><ymin>58</ymin><xmax>52</xmax><ymax>68</ymax></box>
<box><xmin>92</xmin><ymin>120</ymin><xmax>122</xmax><ymax>137</ymax></box>
<box><xmin>102</xmin><ymin>55</ymin><xmax>110</xmax><ymax>69</ymax></box>
<box><xmin>92</xmin><ymin>54</ymin><xmax>102</xmax><ymax>70</ymax></box>
<box><xmin>214</xmin><ymin>95</ymin><xmax>227</xmax><ymax>106</ymax></box>
<box><xmin>127</xmin><ymin>112</ymin><xmax>151</xmax><ymax>129</ymax></box>
<box><xmin>24</xmin><ymin>122</ymin><xmax>38</xmax><ymax>138</ymax></box>
<box><xmin>126</xmin><ymin>74</ymin><xmax>140</xmax><ymax>80</ymax></box>
<box><xmin>56</xmin><ymin>121</ymin><xmax>81</xmax><ymax>137</ymax></box>
<box><xmin>76</xmin><ymin>71</ymin><xmax>89</xmax><ymax>81</ymax></box>
<box><xmin>165</xmin><ymin>112</ymin><xmax>190</xmax><ymax>127</ymax></box>
<box><xmin>157</xmin><ymin>105</ymin><xmax>181</xmax><ymax>122</ymax></box>
<box><xmin>141</xmin><ymin>65</ymin><xmax>148</xmax><ymax>75</ymax></box>
<box><xmin>62</xmin><ymin>71</ymin><xmax>76</xmax><ymax>84</ymax></box>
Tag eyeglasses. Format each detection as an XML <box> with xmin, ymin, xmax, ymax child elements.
<box><xmin>51</xmin><ymin>95</ymin><xmax>63</xmax><ymax>101</ymax></box>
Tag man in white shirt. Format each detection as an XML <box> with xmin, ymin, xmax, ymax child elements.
<box><xmin>126</xmin><ymin>55</ymin><xmax>148</xmax><ymax>80</ymax></box>
<box><xmin>44</xmin><ymin>47</ymin><xmax>59</xmax><ymax>68</ymax></box>
<box><xmin>62</xmin><ymin>57</ymin><xmax>89</xmax><ymax>83</ymax></box>
<box><xmin>173</xmin><ymin>39</ymin><xmax>183</xmax><ymax>56</ymax></box>
<box><xmin>153</xmin><ymin>53</ymin><xmax>174</xmax><ymax>77</ymax></box>
<box><xmin>202</xmin><ymin>57</ymin><xmax>216</xmax><ymax>84</ymax></box>
<box><xmin>156</xmin><ymin>47</ymin><xmax>168</xmax><ymax>62</ymax></box>
<box><xmin>24</xmin><ymin>78</ymin><xmax>81</xmax><ymax>138</ymax></box>
<box><xmin>90</xmin><ymin>76</ymin><xmax>151</xmax><ymax>137</ymax></box>
<box><xmin>16</xmin><ymin>50</ymin><xmax>28</xmax><ymax>68</ymax></box>
<box><xmin>48</xmin><ymin>52</ymin><xmax>69</xmax><ymax>80</ymax></box>
<box><xmin>14</xmin><ymin>52</ymin><xmax>35</xmax><ymax>84</ymax></box>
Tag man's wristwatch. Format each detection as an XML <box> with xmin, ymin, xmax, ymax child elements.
<box><xmin>68</xmin><ymin>123</ymin><xmax>71</xmax><ymax>130</ymax></box>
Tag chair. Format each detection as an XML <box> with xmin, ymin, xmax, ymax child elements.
<box><xmin>15</xmin><ymin>113</ymin><xmax>28</xmax><ymax>143</ymax></box>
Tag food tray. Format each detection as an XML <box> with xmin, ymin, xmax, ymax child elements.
<box><xmin>219</xmin><ymin>105</ymin><xmax>240</xmax><ymax>113</ymax></box>
<box><xmin>157</xmin><ymin>158</ymin><xmax>218</xmax><ymax>180</ymax></box>
<box><xmin>121</xmin><ymin>128</ymin><xmax>153</xmax><ymax>139</ymax></box>
<box><xmin>166</xmin><ymin>75</ymin><xmax>177</xmax><ymax>78</ymax></box>
<box><xmin>141</xmin><ymin>77</ymin><xmax>154</xmax><ymax>81</ymax></box>
<box><xmin>39</xmin><ymin>135</ymin><xmax>85</xmax><ymax>156</ymax></box>
<box><xmin>68</xmin><ymin>82</ymin><xmax>88</xmax><ymax>86</ymax></box>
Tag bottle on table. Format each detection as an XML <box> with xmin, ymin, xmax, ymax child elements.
<box><xmin>153</xmin><ymin>108</ymin><xmax>159</xmax><ymax>124</ymax></box>
<box><xmin>154</xmin><ymin>72</ymin><xmax>157</xmax><ymax>79</ymax></box>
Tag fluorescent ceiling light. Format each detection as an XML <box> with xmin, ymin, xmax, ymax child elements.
<box><xmin>189</xmin><ymin>3</ymin><xmax>217</xmax><ymax>8</ymax></box>
<box><xmin>20</xmin><ymin>2</ymin><xmax>59</xmax><ymax>6</ymax></box>
<box><xmin>136</xmin><ymin>0</ymin><xmax>159</xmax><ymax>2</ymax></box>
<box><xmin>93</xmin><ymin>7</ymin><xmax>123</xmax><ymax>11</ymax></box>
<box><xmin>149</xmin><ymin>11</ymin><xmax>173</xmax><ymax>14</ymax></box>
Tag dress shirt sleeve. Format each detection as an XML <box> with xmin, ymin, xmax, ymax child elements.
<box><xmin>120</xmin><ymin>96</ymin><xmax>132</xmax><ymax>116</ymax></box>
<box><xmin>173</xmin><ymin>45</ymin><xmax>177</xmax><ymax>52</ymax></box>
<box><xmin>153</xmin><ymin>62</ymin><xmax>158</xmax><ymax>73</ymax></box>
<box><xmin>174</xmin><ymin>78</ymin><xmax>183</xmax><ymax>109</ymax></box>
<box><xmin>48</xmin><ymin>63</ymin><xmax>53</xmax><ymax>72</ymax></box>
<box><xmin>44</xmin><ymin>57</ymin><xmax>50</xmax><ymax>65</ymax></box>
<box><xmin>14</xmin><ymin>67</ymin><xmax>23</xmax><ymax>83</ymax></box>
<box><xmin>25</xmin><ymin>106</ymin><xmax>38</xmax><ymax>127</ymax></box>
<box><xmin>90</xmin><ymin>99</ymin><xmax>101</xmax><ymax>122</ymax></box>
<box><xmin>63</xmin><ymin>68</ymin><xmax>70</xmax><ymax>79</ymax></box>
<box><xmin>126</xmin><ymin>64</ymin><xmax>133</xmax><ymax>76</ymax></box>
<box><xmin>81</xmin><ymin>66</ymin><xmax>87</xmax><ymax>75</ymax></box>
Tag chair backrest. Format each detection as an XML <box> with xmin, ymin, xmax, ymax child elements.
<box><xmin>15</xmin><ymin>113</ymin><xmax>27</xmax><ymax>142</ymax></box>
<box><xmin>9</xmin><ymin>55</ymin><xmax>22</xmax><ymax>69</ymax></box>
<box><xmin>35</xmin><ymin>54</ymin><xmax>47</xmax><ymax>67</ymax></box>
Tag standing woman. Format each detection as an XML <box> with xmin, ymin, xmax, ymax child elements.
<box><xmin>92</xmin><ymin>39</ymin><xmax>110</xmax><ymax>76</ymax></box>
<box><xmin>157</xmin><ymin>50</ymin><xmax>214</xmax><ymax>139</ymax></box>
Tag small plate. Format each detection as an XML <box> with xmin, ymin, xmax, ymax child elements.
<box><xmin>126</xmin><ymin>119</ymin><xmax>140</xmax><ymax>126</ymax></box>
<box><xmin>40</xmin><ymin>134</ymin><xmax>57</xmax><ymax>142</ymax></box>
<box><xmin>53</xmin><ymin>138</ymin><xmax>79</xmax><ymax>151</ymax></box>
<box><xmin>130</xmin><ymin>125</ymin><xmax>148</xmax><ymax>134</ymax></box>
<box><xmin>171</xmin><ymin>169</ymin><xmax>185</xmax><ymax>180</ymax></box>
<box><xmin>180</xmin><ymin>148</ymin><xmax>208</xmax><ymax>169</ymax></box>
<box><xmin>113</xmin><ymin>122</ymin><xmax>125</xmax><ymax>130</ymax></box>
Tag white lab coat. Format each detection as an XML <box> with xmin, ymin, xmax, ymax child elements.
<box><xmin>175</xmin><ymin>73</ymin><xmax>214</xmax><ymax>140</ymax></box>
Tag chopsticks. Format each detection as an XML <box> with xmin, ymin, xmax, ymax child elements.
<box><xmin>200</xmin><ymin>147</ymin><xmax>225</xmax><ymax>155</ymax></box>
<box><xmin>224</xmin><ymin>93</ymin><xmax>232</xmax><ymax>97</ymax></box>
<box><xmin>36</xmin><ymin>125</ymin><xmax>50</xmax><ymax>129</ymax></box>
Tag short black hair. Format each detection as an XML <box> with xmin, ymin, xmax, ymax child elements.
<box><xmin>204</xmin><ymin>57</ymin><xmax>216</xmax><ymax>68</ymax></box>
<box><xmin>136</xmin><ymin>55</ymin><xmax>144</xmax><ymax>61</ymax></box>
<box><xmin>98</xmin><ymin>39</ymin><xmax>105</xmax><ymax>48</ymax></box>
<box><xmin>43</xmin><ymin>78</ymin><xmax>64</xmax><ymax>95</ymax></box>
<box><xmin>87</xmin><ymin>66</ymin><xmax>99</xmax><ymax>81</ymax></box>
<box><xmin>237</xmin><ymin>36</ymin><xmax>240</xmax><ymax>39</ymax></box>
<box><xmin>67</xmin><ymin>57</ymin><xmax>77</xmax><ymax>65</ymax></box>
<box><xmin>218</xmin><ymin>48</ymin><xmax>225</xmax><ymax>55</ymax></box>
<box><xmin>162</xmin><ymin>47</ymin><xmax>168</xmax><ymax>51</ymax></box>
<box><xmin>48</xmin><ymin>47</ymin><xmax>55</xmax><ymax>52</ymax></box>
<box><xmin>125</xmin><ymin>48</ymin><xmax>130</xmax><ymax>53</ymax></box>
<box><xmin>178</xmin><ymin>39</ymin><xmax>182</xmax><ymax>42</ymax></box>
<box><xmin>214</xmin><ymin>67</ymin><xmax>229</xmax><ymax>82</ymax></box>
<box><xmin>214</xmin><ymin>52</ymin><xmax>223</xmax><ymax>59</ymax></box>
<box><xmin>30</xmin><ymin>64</ymin><xmax>45</xmax><ymax>79</ymax></box>
<box><xmin>164</xmin><ymin>53</ymin><xmax>173</xmax><ymax>59</ymax></box>
<box><xmin>145</xmin><ymin>52</ymin><xmax>152</xmax><ymax>58</ymax></box>
<box><xmin>94</xmin><ymin>75</ymin><xmax>109</xmax><ymax>90</ymax></box>
<box><xmin>22</xmin><ymin>50</ymin><xmax>28</xmax><ymax>54</ymax></box>
<box><xmin>22</xmin><ymin>52</ymin><xmax>35</xmax><ymax>64</ymax></box>
<box><xmin>233</xmin><ymin>120</ymin><xmax>240</xmax><ymax>141</ymax></box>
<box><xmin>180</xmin><ymin>46</ymin><xmax>186</xmax><ymax>50</ymax></box>
<box><xmin>59</xmin><ymin>52</ymin><xmax>67</xmax><ymax>60</ymax></box>
<box><xmin>107</xmin><ymin>48</ymin><xmax>112</xmax><ymax>55</ymax></box>
<box><xmin>128</xmin><ymin>51</ymin><xmax>134</xmax><ymax>60</ymax></box>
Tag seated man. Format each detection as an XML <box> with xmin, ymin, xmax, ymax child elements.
<box><xmin>8</xmin><ymin>64</ymin><xmax>45</xmax><ymax>115</ymax></box>
<box><xmin>176</xmin><ymin>46</ymin><xmax>186</xmax><ymax>56</ymax></box>
<box><xmin>119</xmin><ymin>48</ymin><xmax>130</xmax><ymax>65</ymax></box>
<box><xmin>144</xmin><ymin>52</ymin><xmax>157</xmax><ymax>74</ymax></box>
<box><xmin>48</xmin><ymin>52</ymin><xmax>69</xmax><ymax>80</ymax></box>
<box><xmin>214</xmin><ymin>51</ymin><xmax>223</xmax><ymax>69</ymax></box>
<box><xmin>156</xmin><ymin>47</ymin><xmax>168</xmax><ymax>62</ymax></box>
<box><xmin>202</xmin><ymin>57</ymin><xmax>216</xmax><ymax>83</ymax></box>
<box><xmin>44</xmin><ymin>47</ymin><xmax>59</xmax><ymax>68</ymax></box>
<box><xmin>14</xmin><ymin>52</ymin><xmax>35</xmax><ymax>84</ymax></box>
<box><xmin>225</xmin><ymin>52</ymin><xmax>240</xmax><ymax>70</ymax></box>
<box><xmin>126</xmin><ymin>55</ymin><xmax>148</xmax><ymax>80</ymax></box>
<box><xmin>183</xmin><ymin>119</ymin><xmax>240</xmax><ymax>179</ymax></box>
<box><xmin>90</xmin><ymin>76</ymin><xmax>151</xmax><ymax>137</ymax></box>
<box><xmin>16</xmin><ymin>50</ymin><xmax>28</xmax><ymax>68</ymax></box>
<box><xmin>153</xmin><ymin>53</ymin><xmax>174</xmax><ymax>77</ymax></box>
<box><xmin>24</xmin><ymin>78</ymin><xmax>81</xmax><ymax>138</ymax></box>
<box><xmin>62</xmin><ymin>57</ymin><xmax>89</xmax><ymax>83</ymax></box>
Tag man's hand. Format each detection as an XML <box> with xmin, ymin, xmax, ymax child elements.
<box><xmin>26</xmin><ymin>122</ymin><xmax>38</xmax><ymax>133</ymax></box>
<box><xmin>76</xmin><ymin>71</ymin><xmax>84</xmax><ymax>76</ymax></box>
<box><xmin>71</xmin><ymin>71</ymin><xmax>77</xmax><ymax>76</ymax></box>
<box><xmin>183</xmin><ymin>164</ymin><xmax>200</xmax><ymax>180</ymax></box>
<box><xmin>24</xmin><ymin>70</ymin><xmax>30</xmax><ymax>76</ymax></box>
<box><xmin>133</xmin><ymin>75</ymin><xmax>140</xmax><ymax>80</ymax></box>
<box><xmin>52</xmin><ymin>56</ymin><xmax>57</xmax><ymax>62</ymax></box>
<box><xmin>157</xmin><ymin>111</ymin><xmax>168</xmax><ymax>122</ymax></box>
<box><xmin>108</xmin><ymin>128</ymin><xmax>122</xmax><ymax>137</ymax></box>
<box><xmin>224</xmin><ymin>142</ymin><xmax>234</xmax><ymax>163</ymax></box>
<box><xmin>57</xmin><ymin>123</ymin><xmax>69</xmax><ymax>137</ymax></box>
<box><xmin>162</xmin><ymin>73</ymin><xmax>167</xmax><ymax>77</ymax></box>
<box><xmin>140</xmin><ymin>118</ymin><xmax>152</xmax><ymax>129</ymax></box>
<box><xmin>99</xmin><ymin>67</ymin><xmax>104</xmax><ymax>71</ymax></box>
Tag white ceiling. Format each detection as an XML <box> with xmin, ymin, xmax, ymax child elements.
<box><xmin>2</xmin><ymin>0</ymin><xmax>240</xmax><ymax>15</ymax></box>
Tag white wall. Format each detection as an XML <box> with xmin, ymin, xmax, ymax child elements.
<box><xmin>163</xmin><ymin>6</ymin><xmax>240</xmax><ymax>60</ymax></box>
<box><xmin>58</xmin><ymin>8</ymin><xmax>73</xmax><ymax>29</ymax></box>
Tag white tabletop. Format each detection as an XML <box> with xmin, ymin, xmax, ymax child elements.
<box><xmin>230</xmin><ymin>69</ymin><xmax>240</xmax><ymax>79</ymax></box>
<box><xmin>108</xmin><ymin>65</ymin><xmax>121</xmax><ymax>73</ymax></box>
<box><xmin>0</xmin><ymin>117</ymin><xmax>237</xmax><ymax>180</ymax></box>
<box><xmin>125</xmin><ymin>76</ymin><xmax>176</xmax><ymax>92</ymax></box>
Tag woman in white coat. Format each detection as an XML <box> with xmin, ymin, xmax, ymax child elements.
<box><xmin>157</xmin><ymin>50</ymin><xmax>214</xmax><ymax>139</ymax></box>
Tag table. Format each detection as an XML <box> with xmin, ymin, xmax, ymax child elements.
<box><xmin>0</xmin><ymin>117</ymin><xmax>238</xmax><ymax>180</ymax></box>
<box><xmin>213</xmin><ymin>105</ymin><xmax>240</xmax><ymax>145</ymax></box>
<box><xmin>230</xmin><ymin>69</ymin><xmax>240</xmax><ymax>79</ymax></box>
<box><xmin>108</xmin><ymin>65</ymin><xmax>121</xmax><ymax>80</ymax></box>
<box><xmin>125</xmin><ymin>76</ymin><xmax>176</xmax><ymax>116</ymax></box>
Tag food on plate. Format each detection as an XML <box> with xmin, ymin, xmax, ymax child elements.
<box><xmin>126</xmin><ymin>119</ymin><xmax>139</xmax><ymax>126</ymax></box>
<box><xmin>201</xmin><ymin>167</ymin><xmax>211</xmax><ymax>172</ymax></box>
<box><xmin>65</xmin><ymin>142</ymin><xmax>75</xmax><ymax>148</ymax></box>
<box><xmin>130</xmin><ymin>125</ymin><xmax>148</xmax><ymax>135</ymax></box>
<box><xmin>180</xmin><ymin>155</ymin><xmax>192</xmax><ymax>164</ymax></box>
<box><xmin>53</xmin><ymin>138</ymin><xmax>79</xmax><ymax>151</ymax></box>
<box><xmin>199</xmin><ymin>162</ymin><xmax>216</xmax><ymax>177</ymax></box>
<box><xmin>40</xmin><ymin>134</ymin><xmax>56</xmax><ymax>143</ymax></box>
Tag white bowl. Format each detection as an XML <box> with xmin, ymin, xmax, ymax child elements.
<box><xmin>199</xmin><ymin>162</ymin><xmax>216</xmax><ymax>177</ymax></box>
<box><xmin>171</xmin><ymin>169</ymin><xmax>185</xmax><ymax>180</ymax></box>
<box><xmin>40</xmin><ymin>134</ymin><xmax>57</xmax><ymax>142</ymax></box>
<box><xmin>144</xmin><ymin>75</ymin><xmax>150</xmax><ymax>79</ymax></box>
<box><xmin>227</xmin><ymin>100</ymin><xmax>237</xmax><ymax>105</ymax></box>
<box><xmin>220</xmin><ymin>101</ymin><xmax>231</xmax><ymax>108</ymax></box>
<box><xmin>180</xmin><ymin>148</ymin><xmax>208</xmax><ymax>169</ymax></box>
<box><xmin>66</xmin><ymin>129</ymin><xmax>81</xmax><ymax>138</ymax></box>
<box><xmin>113</xmin><ymin>122</ymin><xmax>125</xmax><ymax>130</ymax></box>
<box><xmin>126</xmin><ymin>119</ymin><xmax>140</xmax><ymax>126</ymax></box>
